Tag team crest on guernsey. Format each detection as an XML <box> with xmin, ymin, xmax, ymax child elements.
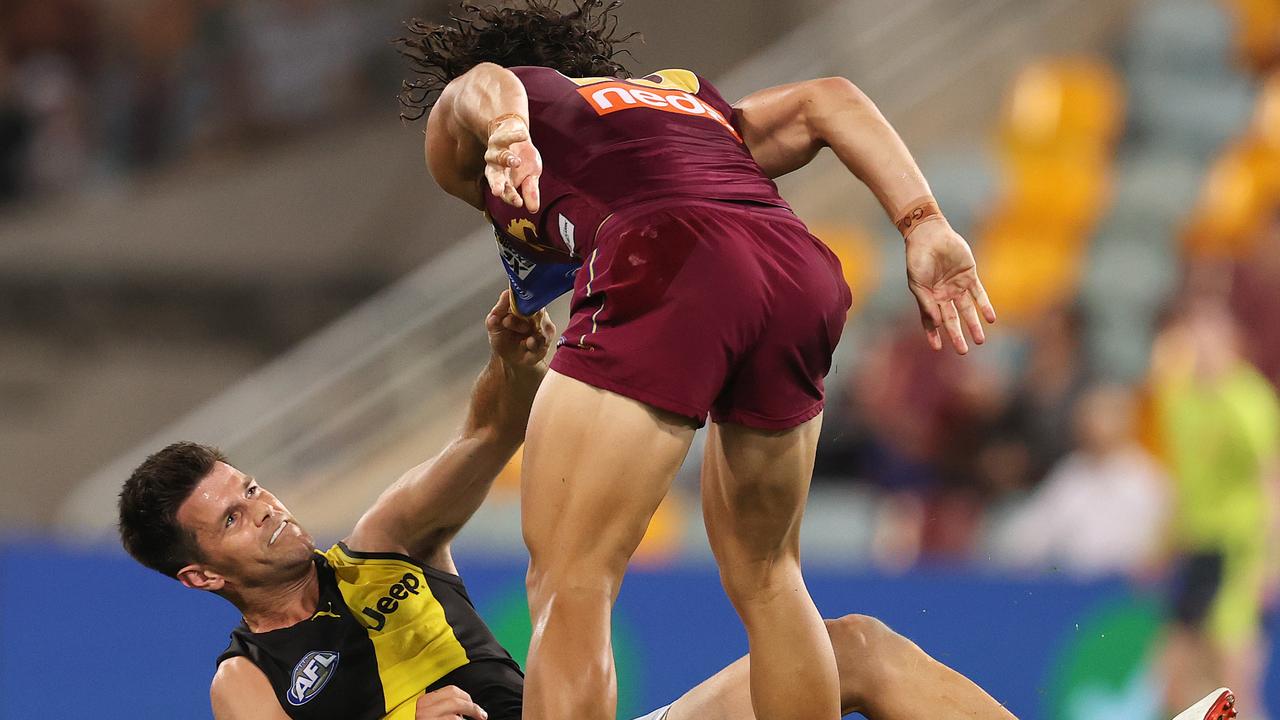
<box><xmin>287</xmin><ymin>650</ymin><xmax>339</xmax><ymax>706</ymax></box>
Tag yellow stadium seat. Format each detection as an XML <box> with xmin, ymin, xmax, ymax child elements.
<box><xmin>975</xmin><ymin>213</ymin><xmax>1085</xmax><ymax>326</ymax></box>
<box><xmin>1221</xmin><ymin>0</ymin><xmax>1280</xmax><ymax>73</ymax></box>
<box><xmin>1252</xmin><ymin>70</ymin><xmax>1280</xmax><ymax>147</ymax></box>
<box><xmin>999</xmin><ymin>57</ymin><xmax>1126</xmax><ymax>154</ymax></box>
<box><xmin>998</xmin><ymin>148</ymin><xmax>1114</xmax><ymax>232</ymax></box>
<box><xmin>1182</xmin><ymin>140</ymin><xmax>1279</xmax><ymax>257</ymax></box>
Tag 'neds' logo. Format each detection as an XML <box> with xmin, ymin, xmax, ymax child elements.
<box><xmin>360</xmin><ymin>572</ymin><xmax>422</xmax><ymax>631</ymax></box>
<box><xmin>578</xmin><ymin>82</ymin><xmax>742</xmax><ymax>141</ymax></box>
<box><xmin>287</xmin><ymin>650</ymin><xmax>339</xmax><ymax>706</ymax></box>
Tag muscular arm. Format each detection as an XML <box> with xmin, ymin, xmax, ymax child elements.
<box><xmin>733</xmin><ymin>77</ymin><xmax>931</xmax><ymax>221</ymax></box>
<box><xmin>346</xmin><ymin>294</ymin><xmax>552</xmax><ymax>572</ymax></box>
<box><xmin>211</xmin><ymin>658</ymin><xmax>291</xmax><ymax>720</ymax></box>
<box><xmin>736</xmin><ymin>77</ymin><xmax>996</xmax><ymax>354</ymax></box>
<box><xmin>426</xmin><ymin>62</ymin><xmax>537</xmax><ymax>210</ymax></box>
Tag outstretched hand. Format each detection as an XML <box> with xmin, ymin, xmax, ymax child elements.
<box><xmin>904</xmin><ymin>221</ymin><xmax>997</xmax><ymax>354</ymax></box>
<box><xmin>486</xmin><ymin>289</ymin><xmax>555</xmax><ymax>367</ymax></box>
<box><xmin>415</xmin><ymin>685</ymin><xmax>488</xmax><ymax>720</ymax></box>
<box><xmin>484</xmin><ymin>117</ymin><xmax>542</xmax><ymax>213</ymax></box>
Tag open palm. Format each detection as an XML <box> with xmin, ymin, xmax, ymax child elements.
<box><xmin>904</xmin><ymin>222</ymin><xmax>997</xmax><ymax>354</ymax></box>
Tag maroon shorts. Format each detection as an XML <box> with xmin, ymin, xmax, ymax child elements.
<box><xmin>550</xmin><ymin>198</ymin><xmax>853</xmax><ymax>430</ymax></box>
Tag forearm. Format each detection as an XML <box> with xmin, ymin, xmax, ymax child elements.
<box><xmin>810</xmin><ymin>79</ymin><xmax>934</xmax><ymax>220</ymax></box>
<box><xmin>462</xmin><ymin>353</ymin><xmax>546</xmax><ymax>448</ymax></box>
<box><xmin>448</xmin><ymin>62</ymin><xmax>530</xmax><ymax>142</ymax></box>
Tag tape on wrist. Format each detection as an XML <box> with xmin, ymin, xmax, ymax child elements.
<box><xmin>895</xmin><ymin>197</ymin><xmax>944</xmax><ymax>239</ymax></box>
<box><xmin>487</xmin><ymin>113</ymin><xmax>527</xmax><ymax>136</ymax></box>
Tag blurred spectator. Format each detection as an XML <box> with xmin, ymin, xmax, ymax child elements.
<box><xmin>0</xmin><ymin>0</ymin><xmax>436</xmax><ymax>201</ymax></box>
<box><xmin>986</xmin><ymin>302</ymin><xmax>1092</xmax><ymax>493</ymax></box>
<box><xmin>235</xmin><ymin>0</ymin><xmax>372</xmax><ymax>130</ymax></box>
<box><xmin>1</xmin><ymin>0</ymin><xmax>97</xmax><ymax>193</ymax></box>
<box><xmin>1230</xmin><ymin>209</ymin><xmax>1280</xmax><ymax>389</ymax></box>
<box><xmin>992</xmin><ymin>384</ymin><xmax>1169</xmax><ymax>577</ymax></box>
<box><xmin>818</xmin><ymin>316</ymin><xmax>1003</xmax><ymax>565</ymax></box>
<box><xmin>1151</xmin><ymin>298</ymin><xmax>1280</xmax><ymax>719</ymax></box>
<box><xmin>0</xmin><ymin>43</ymin><xmax>31</xmax><ymax>201</ymax></box>
<box><xmin>817</xmin><ymin>315</ymin><xmax>965</xmax><ymax>494</ymax></box>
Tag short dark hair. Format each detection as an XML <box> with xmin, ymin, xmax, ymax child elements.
<box><xmin>118</xmin><ymin>442</ymin><xmax>228</xmax><ymax>578</ymax></box>
<box><xmin>395</xmin><ymin>0</ymin><xmax>639</xmax><ymax>119</ymax></box>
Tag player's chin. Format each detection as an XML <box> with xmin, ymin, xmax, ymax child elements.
<box><xmin>273</xmin><ymin>524</ymin><xmax>314</xmax><ymax>556</ymax></box>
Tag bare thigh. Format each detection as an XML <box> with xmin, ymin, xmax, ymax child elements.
<box><xmin>521</xmin><ymin>369</ymin><xmax>697</xmax><ymax>589</ymax></box>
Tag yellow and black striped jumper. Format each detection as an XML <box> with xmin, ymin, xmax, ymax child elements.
<box><xmin>217</xmin><ymin>543</ymin><xmax>522</xmax><ymax>720</ymax></box>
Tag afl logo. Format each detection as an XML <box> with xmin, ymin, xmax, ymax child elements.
<box><xmin>287</xmin><ymin>650</ymin><xmax>339</xmax><ymax>706</ymax></box>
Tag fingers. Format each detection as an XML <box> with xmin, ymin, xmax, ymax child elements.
<box><xmin>956</xmin><ymin>293</ymin><xmax>986</xmax><ymax>346</ymax></box>
<box><xmin>501</xmin><ymin>312</ymin><xmax>533</xmax><ymax>335</ymax></box>
<box><xmin>490</xmin><ymin>290</ymin><xmax>511</xmax><ymax>318</ymax></box>
<box><xmin>912</xmin><ymin>288</ymin><xmax>945</xmax><ymax>351</ymax></box>
<box><xmin>484</xmin><ymin>125</ymin><xmax>531</xmax><ymax>209</ymax></box>
<box><xmin>971</xmin><ymin>277</ymin><xmax>997</xmax><ymax>324</ymax></box>
<box><xmin>483</xmin><ymin>146</ymin><xmax>521</xmax><ymax>169</ymax></box>
<box><xmin>416</xmin><ymin>686</ymin><xmax>488</xmax><ymax>720</ymax></box>
<box><xmin>925</xmin><ymin>326</ymin><xmax>942</xmax><ymax>351</ymax></box>
<box><xmin>519</xmin><ymin>173</ymin><xmax>541</xmax><ymax>214</ymax></box>
<box><xmin>939</xmin><ymin>299</ymin><xmax>968</xmax><ymax>355</ymax></box>
<box><xmin>486</xmin><ymin>290</ymin><xmax>511</xmax><ymax>332</ymax></box>
<box><xmin>483</xmin><ymin>164</ymin><xmax>521</xmax><ymax>208</ymax></box>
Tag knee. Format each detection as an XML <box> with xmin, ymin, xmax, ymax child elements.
<box><xmin>717</xmin><ymin>553</ymin><xmax>804</xmax><ymax>605</ymax></box>
<box><xmin>525</xmin><ymin>552</ymin><xmax>626</xmax><ymax>611</ymax></box>
<box><xmin>826</xmin><ymin>614</ymin><xmax>906</xmax><ymax>707</ymax></box>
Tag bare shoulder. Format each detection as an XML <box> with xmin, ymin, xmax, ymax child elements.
<box><xmin>212</xmin><ymin>657</ymin><xmax>289</xmax><ymax>719</ymax></box>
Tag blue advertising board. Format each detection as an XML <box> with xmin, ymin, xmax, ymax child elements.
<box><xmin>1</xmin><ymin>540</ymin><xmax>1275</xmax><ymax>719</ymax></box>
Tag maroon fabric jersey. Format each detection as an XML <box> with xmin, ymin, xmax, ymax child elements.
<box><xmin>513</xmin><ymin>66</ymin><xmax>787</xmax><ymax>210</ymax></box>
<box><xmin>484</xmin><ymin>67</ymin><xmax>791</xmax><ymax>263</ymax></box>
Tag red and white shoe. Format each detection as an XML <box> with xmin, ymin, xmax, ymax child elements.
<box><xmin>1171</xmin><ymin>688</ymin><xmax>1238</xmax><ymax>720</ymax></box>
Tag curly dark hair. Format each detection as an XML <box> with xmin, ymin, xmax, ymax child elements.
<box><xmin>118</xmin><ymin>441</ymin><xmax>228</xmax><ymax>578</ymax></box>
<box><xmin>395</xmin><ymin>0</ymin><xmax>639</xmax><ymax>120</ymax></box>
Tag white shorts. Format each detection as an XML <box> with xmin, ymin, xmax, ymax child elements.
<box><xmin>632</xmin><ymin>703</ymin><xmax>673</xmax><ymax>720</ymax></box>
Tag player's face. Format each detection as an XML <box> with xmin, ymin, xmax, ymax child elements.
<box><xmin>175</xmin><ymin>461</ymin><xmax>315</xmax><ymax>589</ymax></box>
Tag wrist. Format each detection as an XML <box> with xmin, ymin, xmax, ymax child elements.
<box><xmin>486</xmin><ymin>112</ymin><xmax>527</xmax><ymax>139</ymax></box>
<box><xmin>494</xmin><ymin>352</ymin><xmax>545</xmax><ymax>380</ymax></box>
<box><xmin>895</xmin><ymin>196</ymin><xmax>946</xmax><ymax>241</ymax></box>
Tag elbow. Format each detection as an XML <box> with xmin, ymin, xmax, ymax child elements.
<box><xmin>468</xmin><ymin>61</ymin><xmax>507</xmax><ymax>78</ymax></box>
<box><xmin>803</xmin><ymin>76</ymin><xmax>880</xmax><ymax>144</ymax></box>
<box><xmin>808</xmin><ymin>76</ymin><xmax>875</xmax><ymax>112</ymax></box>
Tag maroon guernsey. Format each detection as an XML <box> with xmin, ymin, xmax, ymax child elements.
<box><xmin>484</xmin><ymin>67</ymin><xmax>791</xmax><ymax>262</ymax></box>
<box><xmin>480</xmin><ymin>65</ymin><xmax>851</xmax><ymax>429</ymax></box>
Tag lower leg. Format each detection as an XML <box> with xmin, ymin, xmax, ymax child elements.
<box><xmin>667</xmin><ymin>615</ymin><xmax>1017</xmax><ymax>720</ymax></box>
<box><xmin>1161</xmin><ymin>626</ymin><xmax>1215</xmax><ymax>715</ymax></box>
<box><xmin>523</xmin><ymin>576</ymin><xmax>616</xmax><ymax>720</ymax></box>
<box><xmin>731</xmin><ymin>562</ymin><xmax>840</xmax><ymax>720</ymax></box>
<box><xmin>1220</xmin><ymin>636</ymin><xmax>1266</xmax><ymax>720</ymax></box>
<box><xmin>702</xmin><ymin>418</ymin><xmax>839</xmax><ymax>720</ymax></box>
<box><xmin>830</xmin><ymin>615</ymin><xmax>1018</xmax><ymax>719</ymax></box>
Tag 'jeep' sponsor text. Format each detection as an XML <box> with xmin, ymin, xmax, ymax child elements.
<box><xmin>360</xmin><ymin>572</ymin><xmax>422</xmax><ymax>631</ymax></box>
<box><xmin>287</xmin><ymin>650</ymin><xmax>339</xmax><ymax>706</ymax></box>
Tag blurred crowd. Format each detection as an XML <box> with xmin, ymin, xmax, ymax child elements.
<box><xmin>811</xmin><ymin>1</ymin><xmax>1280</xmax><ymax>584</ymax></box>
<box><xmin>815</xmin><ymin>245</ymin><xmax>1280</xmax><ymax>572</ymax></box>
<box><xmin>0</xmin><ymin>0</ymin><xmax>430</xmax><ymax>204</ymax></box>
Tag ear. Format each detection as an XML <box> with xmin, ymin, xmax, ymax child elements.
<box><xmin>176</xmin><ymin>564</ymin><xmax>226</xmax><ymax>592</ymax></box>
